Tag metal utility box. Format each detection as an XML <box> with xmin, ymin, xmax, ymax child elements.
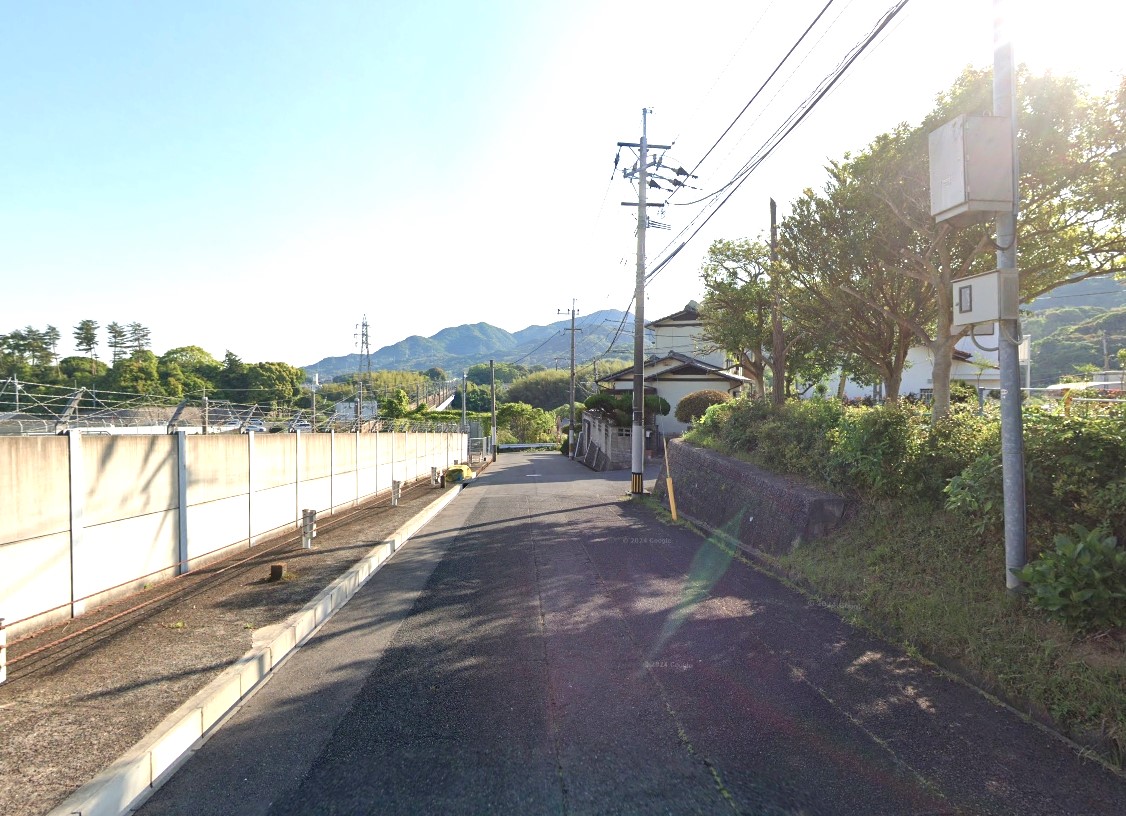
<box><xmin>929</xmin><ymin>115</ymin><xmax>1014</xmax><ymax>223</ymax></box>
<box><xmin>951</xmin><ymin>269</ymin><xmax>1019</xmax><ymax>328</ymax></box>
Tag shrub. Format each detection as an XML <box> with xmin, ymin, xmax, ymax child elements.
<box><xmin>756</xmin><ymin>399</ymin><xmax>844</xmax><ymax>480</ymax></box>
<box><xmin>1015</xmin><ymin>525</ymin><xmax>1126</xmax><ymax>633</ymax></box>
<box><xmin>827</xmin><ymin>405</ymin><xmax>920</xmax><ymax>496</ymax></box>
<box><xmin>675</xmin><ymin>389</ymin><xmax>731</xmax><ymax>424</ymax></box>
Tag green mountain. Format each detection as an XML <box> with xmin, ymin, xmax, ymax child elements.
<box><xmin>303</xmin><ymin>310</ymin><xmax>634</xmax><ymax>380</ymax></box>
<box><xmin>1030</xmin><ymin>306</ymin><xmax>1126</xmax><ymax>385</ymax></box>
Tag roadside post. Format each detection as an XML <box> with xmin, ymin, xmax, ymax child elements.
<box><xmin>301</xmin><ymin>509</ymin><xmax>317</xmax><ymax>549</ymax></box>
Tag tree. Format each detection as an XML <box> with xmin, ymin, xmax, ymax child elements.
<box><xmin>106</xmin><ymin>322</ymin><xmax>128</xmax><ymax>363</ymax></box>
<box><xmin>699</xmin><ymin>239</ymin><xmax>774</xmax><ymax>397</ymax></box>
<box><xmin>43</xmin><ymin>325</ymin><xmax>60</xmax><ymax>367</ymax></box>
<box><xmin>496</xmin><ymin>402</ymin><xmax>556</xmax><ymax>443</ymax></box>
<box><xmin>73</xmin><ymin>320</ymin><xmax>99</xmax><ymax>374</ymax></box>
<box><xmin>127</xmin><ymin>322</ymin><xmax>152</xmax><ymax>353</ymax></box>
<box><xmin>780</xmin><ymin>166</ymin><xmax>931</xmax><ymax>403</ymax></box>
<box><xmin>468</xmin><ymin>362</ymin><xmax>524</xmax><ymax>385</ymax></box>
<box><xmin>505</xmin><ymin>369</ymin><xmax>571</xmax><ymax>410</ymax></box>
<box><xmin>841</xmin><ymin>69</ymin><xmax>1126</xmax><ymax>419</ymax></box>
<box><xmin>451</xmin><ymin>381</ymin><xmax>492</xmax><ymax>412</ymax></box>
<box><xmin>381</xmin><ymin>387</ymin><xmax>411</xmax><ymax>418</ymax></box>
<box><xmin>423</xmin><ymin>367</ymin><xmax>447</xmax><ymax>382</ymax></box>
<box><xmin>244</xmin><ymin>361</ymin><xmax>304</xmax><ymax>409</ymax></box>
<box><xmin>104</xmin><ymin>350</ymin><xmax>164</xmax><ymax>395</ymax></box>
<box><xmin>216</xmin><ymin>351</ymin><xmax>248</xmax><ymax>399</ymax></box>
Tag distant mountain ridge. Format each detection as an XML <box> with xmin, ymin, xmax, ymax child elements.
<box><xmin>303</xmin><ymin>309</ymin><xmax>633</xmax><ymax>379</ymax></box>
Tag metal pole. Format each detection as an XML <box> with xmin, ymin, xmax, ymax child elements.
<box><xmin>461</xmin><ymin>370</ymin><xmax>468</xmax><ymax>432</ymax></box>
<box><xmin>994</xmin><ymin>0</ymin><xmax>1027</xmax><ymax>591</ymax></box>
<box><xmin>631</xmin><ymin>109</ymin><xmax>648</xmax><ymax>495</ymax></box>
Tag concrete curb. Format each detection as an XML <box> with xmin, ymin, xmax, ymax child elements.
<box><xmin>46</xmin><ymin>483</ymin><xmax>464</xmax><ymax>816</ymax></box>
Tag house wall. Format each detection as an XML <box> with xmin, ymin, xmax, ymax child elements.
<box><xmin>836</xmin><ymin>337</ymin><xmax>1010</xmax><ymax>400</ymax></box>
<box><xmin>652</xmin><ymin>322</ymin><xmax>726</xmax><ymax>367</ymax></box>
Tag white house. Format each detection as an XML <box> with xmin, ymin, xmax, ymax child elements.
<box><xmin>595</xmin><ymin>302</ymin><xmax>750</xmax><ymax>436</ymax></box>
<box><xmin>836</xmin><ymin>332</ymin><xmax>1031</xmax><ymax>401</ymax></box>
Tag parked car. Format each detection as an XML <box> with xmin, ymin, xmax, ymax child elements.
<box><xmin>243</xmin><ymin>420</ymin><xmax>268</xmax><ymax>434</ymax></box>
<box><xmin>289</xmin><ymin>420</ymin><xmax>313</xmax><ymax>433</ymax></box>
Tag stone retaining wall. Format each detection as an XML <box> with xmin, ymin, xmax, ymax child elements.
<box><xmin>652</xmin><ymin>439</ymin><xmax>850</xmax><ymax>555</ymax></box>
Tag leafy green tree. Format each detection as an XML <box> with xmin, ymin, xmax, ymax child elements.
<box><xmin>505</xmin><ymin>369</ymin><xmax>571</xmax><ymax>410</ymax></box>
<box><xmin>160</xmin><ymin>346</ymin><xmax>222</xmax><ymax>381</ymax></box>
<box><xmin>838</xmin><ymin>68</ymin><xmax>1126</xmax><ymax>419</ymax></box>
<box><xmin>781</xmin><ymin>164</ymin><xmax>931</xmax><ymax>403</ymax></box>
<box><xmin>423</xmin><ymin>367</ymin><xmax>447</xmax><ymax>381</ymax></box>
<box><xmin>699</xmin><ymin>239</ymin><xmax>774</xmax><ymax>397</ymax></box>
<box><xmin>497</xmin><ymin>401</ymin><xmax>556</xmax><ymax>443</ymax></box>
<box><xmin>381</xmin><ymin>387</ymin><xmax>411</xmax><ymax>418</ymax></box>
<box><xmin>43</xmin><ymin>325</ymin><xmax>60</xmax><ymax>365</ymax></box>
<box><xmin>59</xmin><ymin>356</ymin><xmax>108</xmax><ymax>383</ymax></box>
<box><xmin>468</xmin><ymin>362</ymin><xmax>524</xmax><ymax>385</ymax></box>
<box><xmin>106</xmin><ymin>322</ymin><xmax>128</xmax><ymax>363</ymax></box>
<box><xmin>216</xmin><ymin>351</ymin><xmax>248</xmax><ymax>399</ymax></box>
<box><xmin>73</xmin><ymin>320</ymin><xmax>99</xmax><ymax>374</ymax></box>
<box><xmin>105</xmin><ymin>350</ymin><xmax>164</xmax><ymax>395</ymax></box>
<box><xmin>244</xmin><ymin>362</ymin><xmax>304</xmax><ymax>409</ymax></box>
<box><xmin>126</xmin><ymin>322</ymin><xmax>151</xmax><ymax>353</ymax></box>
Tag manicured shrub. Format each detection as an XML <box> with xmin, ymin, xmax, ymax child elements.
<box><xmin>675</xmin><ymin>389</ymin><xmax>731</xmax><ymax>424</ymax></box>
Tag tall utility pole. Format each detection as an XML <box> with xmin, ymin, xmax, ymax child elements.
<box><xmin>994</xmin><ymin>0</ymin><xmax>1027</xmax><ymax>591</ymax></box>
<box><xmin>461</xmin><ymin>370</ymin><xmax>468</xmax><ymax>432</ymax></box>
<box><xmin>490</xmin><ymin>359</ymin><xmax>497</xmax><ymax>462</ymax></box>
<box><xmin>558</xmin><ymin>300</ymin><xmax>580</xmax><ymax>459</ymax></box>
<box><xmin>619</xmin><ymin>108</ymin><xmax>670</xmax><ymax>495</ymax></box>
<box><xmin>769</xmin><ymin>198</ymin><xmax>785</xmax><ymax>406</ymax></box>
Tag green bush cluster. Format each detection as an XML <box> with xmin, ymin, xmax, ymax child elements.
<box><xmin>687</xmin><ymin>397</ymin><xmax>1126</xmax><ymax>636</ymax></box>
<box><xmin>674</xmin><ymin>389</ymin><xmax>731</xmax><ymax>424</ymax></box>
<box><xmin>945</xmin><ymin>407</ymin><xmax>1126</xmax><ymax>541</ymax></box>
<box><xmin>690</xmin><ymin>399</ymin><xmax>1126</xmax><ymax>541</ymax></box>
<box><xmin>690</xmin><ymin>398</ymin><xmax>995</xmax><ymax>501</ymax></box>
<box><xmin>1016</xmin><ymin>525</ymin><xmax>1126</xmax><ymax>633</ymax></box>
<box><xmin>583</xmin><ymin>392</ymin><xmax>670</xmax><ymax>427</ymax></box>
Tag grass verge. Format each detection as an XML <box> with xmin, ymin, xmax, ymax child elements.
<box><xmin>773</xmin><ymin>497</ymin><xmax>1126</xmax><ymax>767</ymax></box>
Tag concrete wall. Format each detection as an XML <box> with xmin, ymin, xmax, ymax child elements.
<box><xmin>0</xmin><ymin>429</ymin><xmax>464</xmax><ymax>637</ymax></box>
<box><xmin>652</xmin><ymin>439</ymin><xmax>850</xmax><ymax>555</ymax></box>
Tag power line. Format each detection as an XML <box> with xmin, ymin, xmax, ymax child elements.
<box><xmin>646</xmin><ymin>0</ymin><xmax>914</xmax><ymax>285</ymax></box>
<box><xmin>665</xmin><ymin>0</ymin><xmax>838</xmax><ymax>205</ymax></box>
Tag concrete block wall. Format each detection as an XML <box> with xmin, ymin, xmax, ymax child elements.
<box><xmin>0</xmin><ymin>430</ymin><xmax>465</xmax><ymax>638</ymax></box>
<box><xmin>653</xmin><ymin>439</ymin><xmax>851</xmax><ymax>555</ymax></box>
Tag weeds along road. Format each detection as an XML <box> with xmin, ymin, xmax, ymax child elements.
<box><xmin>136</xmin><ymin>451</ymin><xmax>1126</xmax><ymax>816</ymax></box>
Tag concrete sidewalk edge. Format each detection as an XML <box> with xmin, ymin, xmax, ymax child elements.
<box><xmin>45</xmin><ymin>483</ymin><xmax>465</xmax><ymax>816</ymax></box>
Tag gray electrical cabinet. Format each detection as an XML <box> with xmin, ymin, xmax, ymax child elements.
<box><xmin>928</xmin><ymin>115</ymin><xmax>1014</xmax><ymax>224</ymax></box>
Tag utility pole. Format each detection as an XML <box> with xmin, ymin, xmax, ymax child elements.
<box><xmin>619</xmin><ymin>108</ymin><xmax>670</xmax><ymax>495</ymax></box>
<box><xmin>490</xmin><ymin>359</ymin><xmax>497</xmax><ymax>462</ymax></box>
<box><xmin>558</xmin><ymin>300</ymin><xmax>581</xmax><ymax>459</ymax></box>
<box><xmin>994</xmin><ymin>0</ymin><xmax>1027</xmax><ymax>592</ymax></box>
<box><xmin>769</xmin><ymin>198</ymin><xmax>785</xmax><ymax>406</ymax></box>
<box><xmin>461</xmin><ymin>370</ymin><xmax>468</xmax><ymax>431</ymax></box>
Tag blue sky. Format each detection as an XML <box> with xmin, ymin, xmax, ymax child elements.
<box><xmin>2</xmin><ymin>0</ymin><xmax>1121</xmax><ymax>370</ymax></box>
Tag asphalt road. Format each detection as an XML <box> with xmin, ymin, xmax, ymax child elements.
<box><xmin>135</xmin><ymin>452</ymin><xmax>1126</xmax><ymax>815</ymax></box>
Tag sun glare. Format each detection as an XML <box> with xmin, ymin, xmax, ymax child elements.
<box><xmin>1008</xmin><ymin>0</ymin><xmax>1124</xmax><ymax>90</ymax></box>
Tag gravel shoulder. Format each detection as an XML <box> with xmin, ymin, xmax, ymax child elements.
<box><xmin>0</xmin><ymin>479</ymin><xmax>462</xmax><ymax>816</ymax></box>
